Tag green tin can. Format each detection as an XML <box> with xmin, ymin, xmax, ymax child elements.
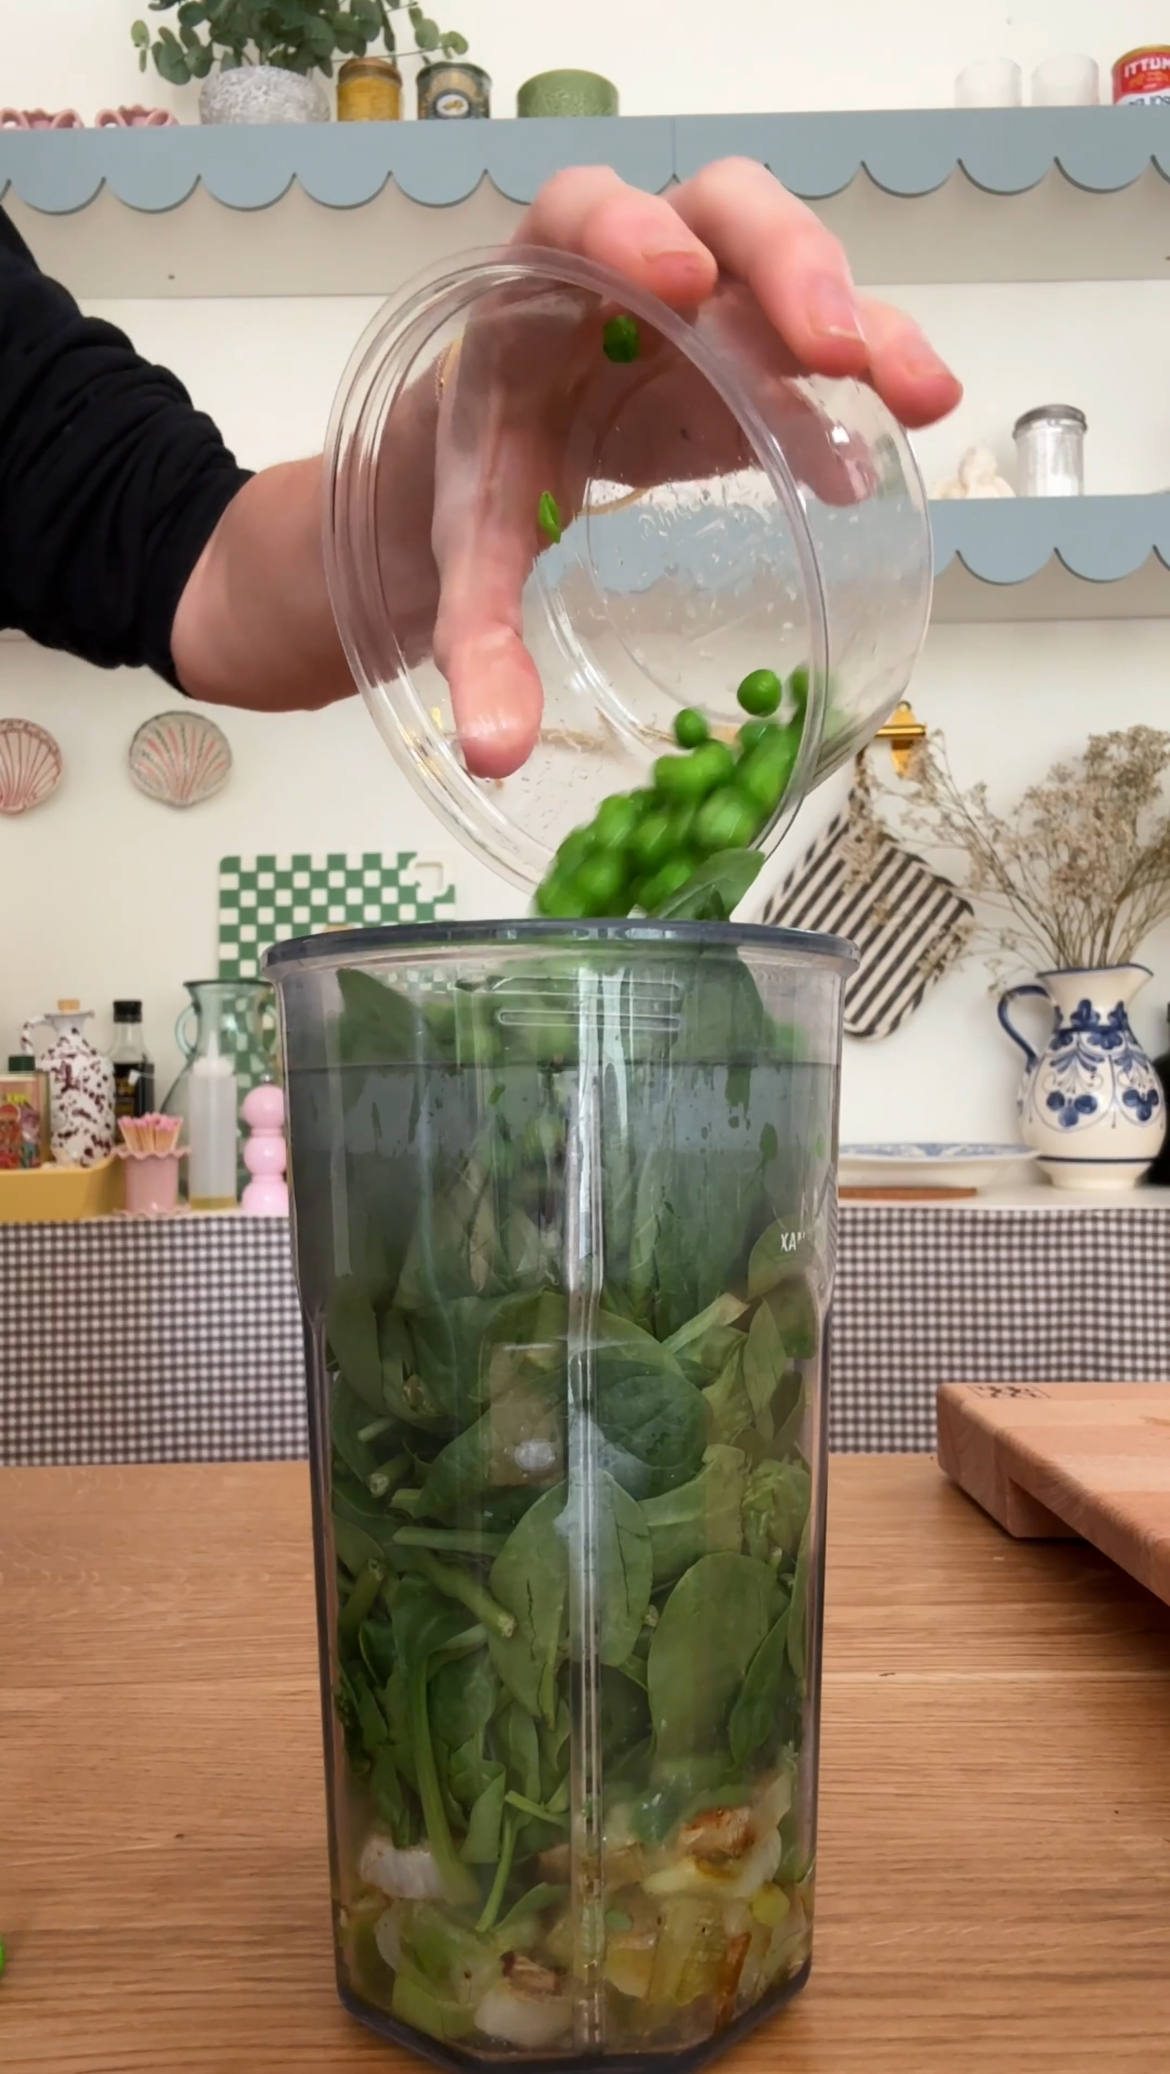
<box><xmin>516</xmin><ymin>68</ymin><xmax>620</xmax><ymax>116</ymax></box>
<box><xmin>417</xmin><ymin>61</ymin><xmax>491</xmax><ymax>119</ymax></box>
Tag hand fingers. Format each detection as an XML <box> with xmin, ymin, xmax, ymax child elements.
<box><xmin>513</xmin><ymin>165</ymin><xmax>718</xmax><ymax>309</ymax></box>
<box><xmin>670</xmin><ymin>158</ymin><xmax>960</xmax><ymax>424</ymax></box>
<box><xmin>855</xmin><ymin>292</ymin><xmax>963</xmax><ymax>428</ymax></box>
<box><xmin>431</xmin><ymin>384</ymin><xmax>547</xmax><ymax>781</ymax></box>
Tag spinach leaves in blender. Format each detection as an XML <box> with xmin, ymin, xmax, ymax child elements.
<box><xmin>322</xmin><ymin>955</ymin><xmax>825</xmax><ymax>2057</ymax></box>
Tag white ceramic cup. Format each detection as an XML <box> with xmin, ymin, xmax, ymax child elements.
<box><xmin>1031</xmin><ymin>54</ymin><xmax>1099</xmax><ymax>106</ymax></box>
<box><xmin>955</xmin><ymin>58</ymin><xmax>1024</xmax><ymax>108</ymax></box>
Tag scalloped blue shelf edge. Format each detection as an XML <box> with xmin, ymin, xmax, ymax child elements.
<box><xmin>3</xmin><ymin>106</ymin><xmax>1170</xmax><ymax>215</ymax></box>
<box><xmin>930</xmin><ymin>495</ymin><xmax>1170</xmax><ymax>586</ymax></box>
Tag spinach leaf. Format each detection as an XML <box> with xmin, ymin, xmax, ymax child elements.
<box><xmin>702</xmin><ymin>1344</ymin><xmax>754</xmax><ymax>1449</ymax></box>
<box><xmin>766</xmin><ymin>1276</ymin><xmax>820</xmax><ymax>1361</ymax></box>
<box><xmin>326</xmin><ymin>1276</ymin><xmax>384</xmax><ymax>1413</ymax></box>
<box><xmin>595</xmin><ymin>1360</ymin><xmax>708</xmax><ymax>1500</ymax></box>
<box><xmin>390</xmin><ymin>1576</ymin><xmax>481</xmax><ymax>1905</ymax></box>
<box><xmin>558</xmin><ymin>1471</ymin><xmax>654</xmax><ymax>1666</ymax></box>
<box><xmin>664</xmin><ymin>1292</ymin><xmax>748</xmax><ymax>1365</ymax></box>
<box><xmin>640</xmin><ymin>1444</ymin><xmax>747</xmax><ymax>1584</ymax></box>
<box><xmin>652</xmin><ymin>848</ymin><xmax>763</xmax><ymax>921</ymax></box>
<box><xmin>487</xmin><ymin>1486</ymin><xmax>568</xmax><ymax>1725</ymax></box>
<box><xmin>788</xmin><ymin>1518</ymin><xmax>812</xmax><ymax>1685</ymax></box>
<box><xmin>743</xmin><ymin>1298</ymin><xmax>786</xmax><ymax>1440</ymax></box>
<box><xmin>428</xmin><ymin>1650</ymin><xmax>499</xmax><ymax>1754</ymax></box>
<box><xmin>648</xmin><ymin>1552</ymin><xmax>778</xmax><ymax>1761</ymax></box>
<box><xmin>461</xmin><ymin>1769</ymin><xmax>506</xmax><ymax>1864</ymax></box>
<box><xmin>747</xmin><ymin>1221</ymin><xmax>811</xmax><ymax>1300</ymax></box>
<box><xmin>742</xmin><ymin>1459</ymin><xmax>811</xmax><ymax>1566</ymax></box>
<box><xmin>338</xmin><ymin>969</ymin><xmax>438</xmax><ymax>1068</ymax></box>
<box><xmin>370</xmin><ymin>1743</ymin><xmax>417</xmax><ymax>1846</ymax></box>
<box><xmin>728</xmin><ymin>1608</ymin><xmax>794</xmax><ymax>1768</ymax></box>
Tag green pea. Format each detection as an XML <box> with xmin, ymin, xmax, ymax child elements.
<box><xmin>535</xmin><ymin>872</ymin><xmax>586</xmax><ymax>919</ymax></box>
<box><xmin>669</xmin><ymin>801</ymin><xmax>701</xmax><ymax>853</ymax></box>
<box><xmin>695</xmin><ymin>786</ymin><xmax>765</xmax><ymax>854</ymax></box>
<box><xmin>573</xmin><ymin>850</ymin><xmax>629</xmax><ymax>915</ymax></box>
<box><xmin>737</xmin><ymin>730</ymin><xmax>799</xmax><ymax>814</ymax></box>
<box><xmin>594</xmin><ymin>794</ymin><xmax>642</xmax><ymax>850</ymax></box>
<box><xmin>638</xmin><ymin>856</ymin><xmax>695</xmax><ymax>913</ymax></box>
<box><xmin>602</xmin><ymin>314</ymin><xmax>641</xmax><ymax>364</ymax></box>
<box><xmin>673</xmin><ymin>707</ymin><xmax>709</xmax><ymax>749</ymax></box>
<box><xmin>736</xmin><ymin>667</ymin><xmax>784</xmax><ymax>717</ymax></box>
<box><xmin>555</xmin><ymin>827</ymin><xmax>596</xmax><ymax>875</ymax></box>
<box><xmin>653</xmin><ymin>740</ymin><xmax>737</xmax><ymax>800</ymax></box>
<box><xmin>537</xmin><ymin>490</ymin><xmax>562</xmax><ymax>544</ymax></box>
<box><xmin>630</xmin><ymin>808</ymin><xmax>675</xmax><ymax>872</ymax></box>
<box><xmin>738</xmin><ymin>718</ymin><xmax>780</xmax><ymax>753</ymax></box>
<box><xmin>787</xmin><ymin>665</ymin><xmax>810</xmax><ymax>718</ymax></box>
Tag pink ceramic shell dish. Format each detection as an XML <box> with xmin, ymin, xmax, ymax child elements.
<box><xmin>96</xmin><ymin>106</ymin><xmax>178</xmax><ymax>128</ymax></box>
<box><xmin>0</xmin><ymin>718</ymin><xmax>63</xmax><ymax>816</ymax></box>
<box><xmin>0</xmin><ymin>109</ymin><xmax>84</xmax><ymax>130</ymax></box>
<box><xmin>129</xmin><ymin>711</ymin><xmax>232</xmax><ymax>809</ymax></box>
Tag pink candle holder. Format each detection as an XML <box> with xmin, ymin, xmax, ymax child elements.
<box><xmin>241</xmin><ymin>1083</ymin><xmax>288</xmax><ymax>1217</ymax></box>
<box><xmin>118</xmin><ymin>1148</ymin><xmax>185</xmax><ymax>1216</ymax></box>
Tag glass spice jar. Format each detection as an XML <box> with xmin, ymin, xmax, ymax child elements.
<box><xmin>338</xmin><ymin>57</ymin><xmax>402</xmax><ymax>123</ymax></box>
<box><xmin>1012</xmin><ymin>404</ymin><xmax>1087</xmax><ymax>496</ymax></box>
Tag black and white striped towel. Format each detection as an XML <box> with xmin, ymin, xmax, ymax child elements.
<box><xmin>764</xmin><ymin>784</ymin><xmax>973</xmax><ymax>1041</ymax></box>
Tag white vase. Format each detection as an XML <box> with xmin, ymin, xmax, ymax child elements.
<box><xmin>998</xmin><ymin>964</ymin><xmax>1167</xmax><ymax>1190</ymax></box>
<box><xmin>200</xmin><ymin>64</ymin><xmax>329</xmax><ymax>125</ymax></box>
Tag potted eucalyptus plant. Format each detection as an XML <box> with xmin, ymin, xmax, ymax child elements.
<box><xmin>132</xmin><ymin>0</ymin><xmax>469</xmax><ymax>125</ymax></box>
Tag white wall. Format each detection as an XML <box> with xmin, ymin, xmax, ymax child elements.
<box><xmin>0</xmin><ymin>0</ymin><xmax>1156</xmax><ymax>119</ymax></box>
<box><xmin>1</xmin><ymin>1</ymin><xmax>1168</xmax><ymax>1120</ymax></box>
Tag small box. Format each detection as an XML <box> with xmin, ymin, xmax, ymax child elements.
<box><xmin>0</xmin><ymin>1156</ymin><xmax>123</xmax><ymax>1225</ymax></box>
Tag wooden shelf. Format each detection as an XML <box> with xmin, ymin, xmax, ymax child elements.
<box><xmin>7</xmin><ymin>107</ymin><xmax>1170</xmax><ymax>298</ymax></box>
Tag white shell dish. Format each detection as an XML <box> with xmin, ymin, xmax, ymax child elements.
<box><xmin>0</xmin><ymin>718</ymin><xmax>63</xmax><ymax>815</ymax></box>
<box><xmin>129</xmin><ymin>711</ymin><xmax>232</xmax><ymax>808</ymax></box>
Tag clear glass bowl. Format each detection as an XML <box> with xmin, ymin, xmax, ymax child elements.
<box><xmin>270</xmin><ymin>918</ymin><xmax>854</xmax><ymax>2069</ymax></box>
<box><xmin>323</xmin><ymin>248</ymin><xmax>932</xmax><ymax>894</ymax></box>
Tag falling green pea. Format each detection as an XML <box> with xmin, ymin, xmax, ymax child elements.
<box><xmin>603</xmin><ymin>314</ymin><xmax>641</xmax><ymax>363</ymax></box>
<box><xmin>537</xmin><ymin>491</ymin><xmax>562</xmax><ymax>544</ymax></box>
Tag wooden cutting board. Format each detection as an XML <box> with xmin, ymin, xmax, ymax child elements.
<box><xmin>937</xmin><ymin>1382</ymin><xmax>1170</xmax><ymax>1608</ymax></box>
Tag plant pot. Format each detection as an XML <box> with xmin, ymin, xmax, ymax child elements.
<box><xmin>516</xmin><ymin>68</ymin><xmax>619</xmax><ymax>117</ymax></box>
<box><xmin>199</xmin><ymin>64</ymin><xmax>329</xmax><ymax>126</ymax></box>
<box><xmin>998</xmin><ymin>964</ymin><xmax>1167</xmax><ymax>1189</ymax></box>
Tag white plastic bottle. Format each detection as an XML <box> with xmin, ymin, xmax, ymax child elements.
<box><xmin>187</xmin><ymin>1037</ymin><xmax>238</xmax><ymax>1211</ymax></box>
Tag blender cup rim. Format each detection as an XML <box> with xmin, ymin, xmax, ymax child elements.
<box><xmin>265</xmin><ymin>916</ymin><xmax>858</xmax><ymax>976</ymax></box>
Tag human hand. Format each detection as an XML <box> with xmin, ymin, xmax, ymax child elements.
<box><xmin>420</xmin><ymin>160</ymin><xmax>962</xmax><ymax>778</ymax></box>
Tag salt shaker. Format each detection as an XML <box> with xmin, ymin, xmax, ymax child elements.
<box><xmin>1012</xmin><ymin>405</ymin><xmax>1086</xmax><ymax>496</ymax></box>
<box><xmin>240</xmin><ymin>1083</ymin><xmax>289</xmax><ymax>1216</ymax></box>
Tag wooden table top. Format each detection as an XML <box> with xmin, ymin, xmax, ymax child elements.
<box><xmin>2</xmin><ymin>1458</ymin><xmax>1168</xmax><ymax>2073</ymax></box>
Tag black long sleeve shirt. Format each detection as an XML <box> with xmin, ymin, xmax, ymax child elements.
<box><xmin>0</xmin><ymin>208</ymin><xmax>251</xmax><ymax>685</ymax></box>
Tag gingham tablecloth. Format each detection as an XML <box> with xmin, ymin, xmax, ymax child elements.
<box><xmin>3</xmin><ymin>1208</ymin><xmax>1170</xmax><ymax>1466</ymax></box>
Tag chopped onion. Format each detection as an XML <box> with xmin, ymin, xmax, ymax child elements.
<box><xmin>359</xmin><ymin>1835</ymin><xmax>444</xmax><ymax>1901</ymax></box>
<box><xmin>474</xmin><ymin>1983</ymin><xmax>573</xmax><ymax>2050</ymax></box>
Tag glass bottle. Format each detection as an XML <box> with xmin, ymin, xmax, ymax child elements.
<box><xmin>111</xmin><ymin>999</ymin><xmax>155</xmax><ymax>1121</ymax></box>
<box><xmin>163</xmin><ymin>979</ymin><xmax>278</xmax><ymax>1196</ymax></box>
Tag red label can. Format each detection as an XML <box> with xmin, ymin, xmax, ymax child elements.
<box><xmin>1113</xmin><ymin>45</ymin><xmax>1170</xmax><ymax>103</ymax></box>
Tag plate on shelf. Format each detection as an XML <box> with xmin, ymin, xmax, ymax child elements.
<box><xmin>839</xmin><ymin>1142</ymin><xmax>1038</xmax><ymax>1193</ymax></box>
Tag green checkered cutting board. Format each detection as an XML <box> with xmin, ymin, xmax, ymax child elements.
<box><xmin>218</xmin><ymin>851</ymin><xmax>457</xmax><ymax>984</ymax></box>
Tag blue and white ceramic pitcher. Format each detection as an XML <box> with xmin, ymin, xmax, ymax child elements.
<box><xmin>998</xmin><ymin>964</ymin><xmax>1166</xmax><ymax>1190</ymax></box>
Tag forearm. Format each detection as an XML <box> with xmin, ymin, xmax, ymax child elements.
<box><xmin>172</xmin><ymin>366</ymin><xmax>443</xmax><ymax>713</ymax></box>
<box><xmin>171</xmin><ymin>458</ymin><xmax>352</xmax><ymax>712</ymax></box>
